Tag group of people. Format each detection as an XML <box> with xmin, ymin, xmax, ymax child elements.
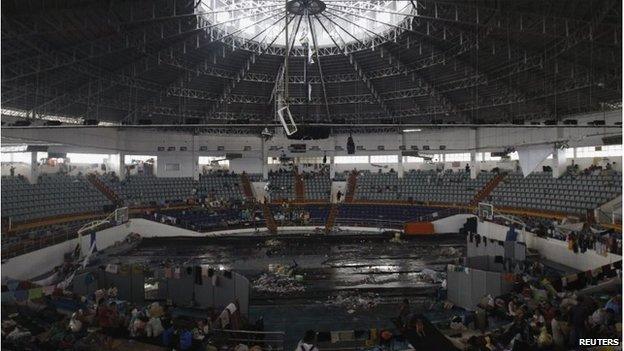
<box><xmin>9</xmin><ymin>282</ymin><xmax>248</xmax><ymax>351</ymax></box>
<box><xmin>457</xmin><ymin>283</ymin><xmax>621</xmax><ymax>351</ymax></box>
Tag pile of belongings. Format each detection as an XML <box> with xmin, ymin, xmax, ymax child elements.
<box><xmin>264</xmin><ymin>239</ymin><xmax>284</xmax><ymax>247</ymax></box>
<box><xmin>252</xmin><ymin>272</ymin><xmax>304</xmax><ymax>294</ymax></box>
<box><xmin>326</xmin><ymin>292</ymin><xmax>382</xmax><ymax>312</ymax></box>
<box><xmin>416</xmin><ymin>268</ymin><xmax>446</xmax><ymax>284</ymax></box>
<box><xmin>437</xmin><ymin>246</ymin><xmax>461</xmax><ymax>257</ymax></box>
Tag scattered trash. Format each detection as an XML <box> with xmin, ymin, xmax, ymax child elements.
<box><xmin>418</xmin><ymin>268</ymin><xmax>446</xmax><ymax>284</ymax></box>
<box><xmin>437</xmin><ymin>247</ymin><xmax>461</xmax><ymax>257</ymax></box>
<box><xmin>264</xmin><ymin>239</ymin><xmax>283</xmax><ymax>247</ymax></box>
<box><xmin>252</xmin><ymin>273</ymin><xmax>304</xmax><ymax>294</ymax></box>
<box><xmin>389</xmin><ymin>233</ymin><xmax>406</xmax><ymax>244</ymax></box>
<box><xmin>326</xmin><ymin>292</ymin><xmax>382</xmax><ymax>311</ymax></box>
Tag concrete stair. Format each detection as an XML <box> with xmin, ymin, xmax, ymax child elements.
<box><xmin>261</xmin><ymin>202</ymin><xmax>278</xmax><ymax>234</ymax></box>
<box><xmin>240</xmin><ymin>172</ymin><xmax>255</xmax><ymax>201</ymax></box>
<box><xmin>344</xmin><ymin>171</ymin><xmax>357</xmax><ymax>203</ymax></box>
<box><xmin>324</xmin><ymin>204</ymin><xmax>339</xmax><ymax>234</ymax></box>
<box><xmin>87</xmin><ymin>174</ymin><xmax>123</xmax><ymax>206</ymax></box>
<box><xmin>469</xmin><ymin>173</ymin><xmax>506</xmax><ymax>206</ymax></box>
<box><xmin>294</xmin><ymin>170</ymin><xmax>305</xmax><ymax>202</ymax></box>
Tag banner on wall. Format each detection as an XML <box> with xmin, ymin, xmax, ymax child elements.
<box><xmin>516</xmin><ymin>144</ymin><xmax>553</xmax><ymax>177</ymax></box>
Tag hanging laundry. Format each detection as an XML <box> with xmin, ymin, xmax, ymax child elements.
<box><xmin>14</xmin><ymin>290</ymin><xmax>27</xmax><ymax>302</ymax></box>
<box><xmin>6</xmin><ymin>280</ymin><xmax>19</xmax><ymax>292</ymax></box>
<box><xmin>105</xmin><ymin>264</ymin><xmax>119</xmax><ymax>274</ymax></box>
<box><xmin>42</xmin><ymin>285</ymin><xmax>56</xmax><ymax>296</ymax></box>
<box><xmin>1</xmin><ymin>291</ymin><xmax>15</xmax><ymax>303</ymax></box>
<box><xmin>195</xmin><ymin>266</ymin><xmax>203</xmax><ymax>285</ymax></box>
<box><xmin>28</xmin><ymin>288</ymin><xmax>43</xmax><ymax>300</ymax></box>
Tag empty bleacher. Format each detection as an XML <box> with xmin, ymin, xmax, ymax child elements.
<box><xmin>99</xmin><ymin>174</ymin><xmax>245</xmax><ymax>206</ymax></box>
<box><xmin>268</xmin><ymin>172</ymin><xmax>295</xmax><ymax>201</ymax></box>
<box><xmin>398</xmin><ymin>170</ymin><xmax>495</xmax><ymax>204</ymax></box>
<box><xmin>353</xmin><ymin>170</ymin><xmax>494</xmax><ymax>205</ymax></box>
<box><xmin>1</xmin><ymin>174</ymin><xmax>111</xmax><ymax>222</ymax></box>
<box><xmin>335</xmin><ymin>204</ymin><xmax>439</xmax><ymax>228</ymax></box>
<box><xmin>490</xmin><ymin>171</ymin><xmax>622</xmax><ymax>216</ymax></box>
<box><xmin>198</xmin><ymin>174</ymin><xmax>244</xmax><ymax>202</ymax></box>
<box><xmin>354</xmin><ymin>171</ymin><xmax>399</xmax><ymax>201</ymax></box>
<box><xmin>303</xmin><ymin>171</ymin><xmax>331</xmax><ymax>201</ymax></box>
<box><xmin>114</xmin><ymin>176</ymin><xmax>195</xmax><ymax>206</ymax></box>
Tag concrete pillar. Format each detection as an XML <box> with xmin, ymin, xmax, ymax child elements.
<box><xmin>470</xmin><ymin>151</ymin><xmax>480</xmax><ymax>179</ymax></box>
<box><xmin>552</xmin><ymin>147</ymin><xmax>566</xmax><ymax>178</ymax></box>
<box><xmin>470</xmin><ymin>128</ymin><xmax>480</xmax><ymax>179</ymax></box>
<box><xmin>329</xmin><ymin>156</ymin><xmax>336</xmax><ymax>179</ymax></box>
<box><xmin>118</xmin><ymin>152</ymin><xmax>126</xmax><ymax>180</ymax></box>
<box><xmin>30</xmin><ymin>152</ymin><xmax>38</xmax><ymax>182</ymax></box>
<box><xmin>261</xmin><ymin>138</ymin><xmax>268</xmax><ymax>180</ymax></box>
<box><xmin>552</xmin><ymin>127</ymin><xmax>566</xmax><ymax>178</ymax></box>
<box><xmin>192</xmin><ymin>136</ymin><xmax>199</xmax><ymax>181</ymax></box>
<box><xmin>397</xmin><ymin>154</ymin><xmax>404</xmax><ymax>178</ymax></box>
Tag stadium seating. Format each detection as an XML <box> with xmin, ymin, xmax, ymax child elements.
<box><xmin>354</xmin><ymin>171</ymin><xmax>399</xmax><ymax>201</ymax></box>
<box><xmin>335</xmin><ymin>204</ymin><xmax>440</xmax><ymax>228</ymax></box>
<box><xmin>398</xmin><ymin>170</ymin><xmax>495</xmax><ymax>204</ymax></box>
<box><xmin>354</xmin><ymin>170</ymin><xmax>494</xmax><ymax>205</ymax></box>
<box><xmin>99</xmin><ymin>173</ymin><xmax>245</xmax><ymax>206</ymax></box>
<box><xmin>198</xmin><ymin>174</ymin><xmax>244</xmax><ymax>202</ymax></box>
<box><xmin>268</xmin><ymin>172</ymin><xmax>295</xmax><ymax>201</ymax></box>
<box><xmin>303</xmin><ymin>172</ymin><xmax>331</xmax><ymax>200</ymax></box>
<box><xmin>113</xmin><ymin>176</ymin><xmax>195</xmax><ymax>206</ymax></box>
<box><xmin>1</xmin><ymin>174</ymin><xmax>111</xmax><ymax>222</ymax></box>
<box><xmin>490</xmin><ymin>171</ymin><xmax>622</xmax><ymax>215</ymax></box>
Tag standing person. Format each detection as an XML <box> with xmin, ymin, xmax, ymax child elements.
<box><xmin>296</xmin><ymin>330</ymin><xmax>318</xmax><ymax>351</ymax></box>
<box><xmin>465</xmin><ymin>163</ymin><xmax>470</xmax><ymax>173</ymax></box>
<box><xmin>336</xmin><ymin>190</ymin><xmax>343</xmax><ymax>202</ymax></box>
<box><xmin>9</xmin><ymin>166</ymin><xmax>15</xmax><ymax>177</ymax></box>
<box><xmin>396</xmin><ymin>299</ymin><xmax>411</xmax><ymax>329</ymax></box>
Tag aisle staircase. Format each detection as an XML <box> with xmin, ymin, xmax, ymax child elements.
<box><xmin>294</xmin><ymin>170</ymin><xmax>305</xmax><ymax>202</ymax></box>
<box><xmin>324</xmin><ymin>204</ymin><xmax>339</xmax><ymax>234</ymax></box>
<box><xmin>261</xmin><ymin>202</ymin><xmax>278</xmax><ymax>234</ymax></box>
<box><xmin>469</xmin><ymin>173</ymin><xmax>506</xmax><ymax>206</ymax></box>
<box><xmin>87</xmin><ymin>174</ymin><xmax>123</xmax><ymax>206</ymax></box>
<box><xmin>344</xmin><ymin>171</ymin><xmax>357</xmax><ymax>203</ymax></box>
<box><xmin>240</xmin><ymin>172</ymin><xmax>255</xmax><ymax>201</ymax></box>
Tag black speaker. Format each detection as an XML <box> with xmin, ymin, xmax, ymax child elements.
<box><xmin>347</xmin><ymin>136</ymin><xmax>355</xmax><ymax>154</ymax></box>
<box><xmin>11</xmin><ymin>120</ymin><xmax>31</xmax><ymax>126</ymax></box>
<box><xmin>83</xmin><ymin>119</ymin><xmax>98</xmax><ymax>125</ymax></box>
<box><xmin>286</xmin><ymin>125</ymin><xmax>330</xmax><ymax>140</ymax></box>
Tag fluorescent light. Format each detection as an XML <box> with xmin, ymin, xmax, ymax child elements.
<box><xmin>402</xmin><ymin>129</ymin><xmax>422</xmax><ymax>133</ymax></box>
<box><xmin>1</xmin><ymin>145</ymin><xmax>28</xmax><ymax>152</ymax></box>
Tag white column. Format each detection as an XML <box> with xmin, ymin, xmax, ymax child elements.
<box><xmin>397</xmin><ymin>154</ymin><xmax>404</xmax><ymax>178</ymax></box>
<box><xmin>470</xmin><ymin>128</ymin><xmax>480</xmax><ymax>179</ymax></box>
<box><xmin>261</xmin><ymin>138</ymin><xmax>268</xmax><ymax>180</ymax></box>
<box><xmin>30</xmin><ymin>152</ymin><xmax>38</xmax><ymax>182</ymax></box>
<box><xmin>329</xmin><ymin>155</ymin><xmax>336</xmax><ymax>179</ymax></box>
<box><xmin>552</xmin><ymin>147</ymin><xmax>566</xmax><ymax>178</ymax></box>
<box><xmin>552</xmin><ymin>128</ymin><xmax>566</xmax><ymax>178</ymax></box>
<box><xmin>118</xmin><ymin>152</ymin><xmax>126</xmax><ymax>180</ymax></box>
<box><xmin>192</xmin><ymin>136</ymin><xmax>199</xmax><ymax>181</ymax></box>
<box><xmin>470</xmin><ymin>152</ymin><xmax>480</xmax><ymax>179</ymax></box>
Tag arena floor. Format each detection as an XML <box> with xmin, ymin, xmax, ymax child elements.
<box><xmin>113</xmin><ymin>232</ymin><xmax>467</xmax><ymax>347</ymax></box>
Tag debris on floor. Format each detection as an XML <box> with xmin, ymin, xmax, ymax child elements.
<box><xmin>325</xmin><ymin>292</ymin><xmax>382</xmax><ymax>311</ymax></box>
<box><xmin>437</xmin><ymin>247</ymin><xmax>461</xmax><ymax>257</ymax></box>
<box><xmin>264</xmin><ymin>239</ymin><xmax>283</xmax><ymax>247</ymax></box>
<box><xmin>389</xmin><ymin>233</ymin><xmax>406</xmax><ymax>244</ymax></box>
<box><xmin>252</xmin><ymin>273</ymin><xmax>305</xmax><ymax>294</ymax></box>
